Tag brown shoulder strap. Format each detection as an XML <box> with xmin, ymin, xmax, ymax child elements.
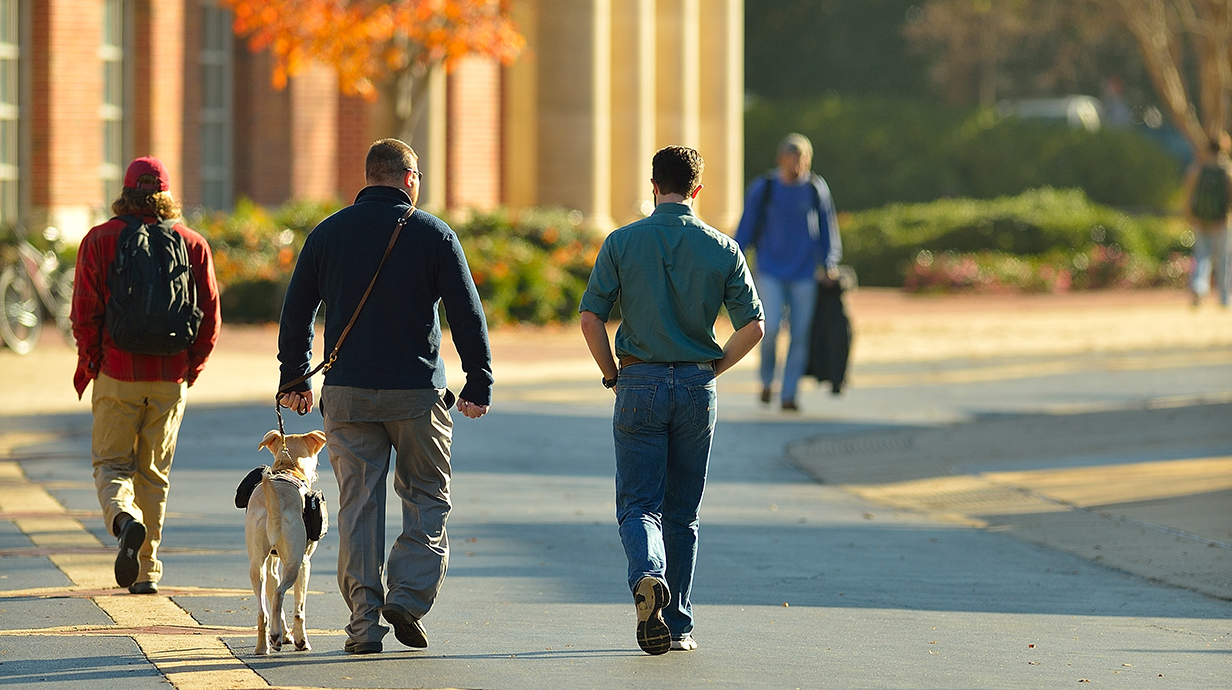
<box><xmin>276</xmin><ymin>205</ymin><xmax>415</xmax><ymax>397</ymax></box>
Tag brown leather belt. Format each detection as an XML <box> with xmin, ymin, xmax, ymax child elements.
<box><xmin>620</xmin><ymin>356</ymin><xmax>715</xmax><ymax>370</ymax></box>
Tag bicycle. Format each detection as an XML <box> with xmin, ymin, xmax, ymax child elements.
<box><xmin>0</xmin><ymin>229</ymin><xmax>75</xmax><ymax>355</ymax></box>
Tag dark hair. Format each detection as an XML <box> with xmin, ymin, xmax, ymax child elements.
<box><xmin>366</xmin><ymin>138</ymin><xmax>417</xmax><ymax>183</ymax></box>
<box><xmin>651</xmin><ymin>146</ymin><xmax>704</xmax><ymax>196</ymax></box>
<box><xmin>111</xmin><ymin>175</ymin><xmax>181</xmax><ymax>218</ymax></box>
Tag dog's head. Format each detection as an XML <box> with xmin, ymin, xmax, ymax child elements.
<box><xmin>259</xmin><ymin>430</ymin><xmax>327</xmax><ymax>485</ymax></box>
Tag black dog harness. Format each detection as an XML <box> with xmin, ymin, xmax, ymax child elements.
<box><xmin>235</xmin><ymin>466</ymin><xmax>328</xmax><ymax>542</ymax></box>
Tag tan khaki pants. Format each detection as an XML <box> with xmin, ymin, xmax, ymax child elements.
<box><xmin>91</xmin><ymin>373</ymin><xmax>188</xmax><ymax>584</ymax></box>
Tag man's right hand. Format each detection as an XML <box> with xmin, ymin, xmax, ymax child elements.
<box><xmin>279</xmin><ymin>390</ymin><xmax>314</xmax><ymax>415</ymax></box>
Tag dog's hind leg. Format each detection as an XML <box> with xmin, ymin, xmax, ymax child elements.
<box><xmin>250</xmin><ymin>556</ymin><xmax>270</xmax><ymax>655</ymax></box>
<box><xmin>293</xmin><ymin>544</ymin><xmax>314</xmax><ymax>651</ymax></box>
<box><xmin>265</xmin><ymin>554</ymin><xmax>286</xmax><ymax>652</ymax></box>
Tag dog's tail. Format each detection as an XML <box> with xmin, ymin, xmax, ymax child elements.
<box><xmin>262</xmin><ymin>474</ymin><xmax>281</xmax><ymax>545</ymax></box>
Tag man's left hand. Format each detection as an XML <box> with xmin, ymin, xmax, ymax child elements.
<box><xmin>457</xmin><ymin>399</ymin><xmax>489</xmax><ymax>419</ymax></box>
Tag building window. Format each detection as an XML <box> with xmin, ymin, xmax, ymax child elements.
<box><xmin>0</xmin><ymin>0</ymin><xmax>19</xmax><ymax>224</ymax></box>
<box><xmin>200</xmin><ymin>4</ymin><xmax>231</xmax><ymax>210</ymax></box>
<box><xmin>100</xmin><ymin>0</ymin><xmax>125</xmax><ymax>202</ymax></box>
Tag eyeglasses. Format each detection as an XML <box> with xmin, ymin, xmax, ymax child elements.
<box><xmin>405</xmin><ymin>168</ymin><xmax>423</xmax><ymax>181</ymax></box>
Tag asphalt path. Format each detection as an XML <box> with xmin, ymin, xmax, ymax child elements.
<box><xmin>1</xmin><ymin>289</ymin><xmax>1230</xmax><ymax>689</ymax></box>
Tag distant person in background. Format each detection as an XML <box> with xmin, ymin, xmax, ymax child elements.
<box><xmin>1183</xmin><ymin>133</ymin><xmax>1232</xmax><ymax>308</ymax></box>
<box><xmin>735</xmin><ymin>133</ymin><xmax>841</xmax><ymax>410</ymax></box>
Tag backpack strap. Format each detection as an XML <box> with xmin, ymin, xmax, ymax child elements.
<box><xmin>750</xmin><ymin>171</ymin><xmax>776</xmax><ymax>249</ymax></box>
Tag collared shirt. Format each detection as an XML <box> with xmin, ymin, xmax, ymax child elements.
<box><xmin>580</xmin><ymin>202</ymin><xmax>763</xmax><ymax>363</ymax></box>
<box><xmin>70</xmin><ymin>215</ymin><xmax>222</xmax><ymax>398</ymax></box>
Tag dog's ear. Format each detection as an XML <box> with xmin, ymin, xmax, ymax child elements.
<box><xmin>259</xmin><ymin>430</ymin><xmax>282</xmax><ymax>453</ymax></box>
<box><xmin>305</xmin><ymin>430</ymin><xmax>327</xmax><ymax>455</ymax></box>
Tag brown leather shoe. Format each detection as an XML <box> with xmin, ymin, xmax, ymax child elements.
<box><xmin>781</xmin><ymin>400</ymin><xmax>800</xmax><ymax>412</ymax></box>
<box><xmin>759</xmin><ymin>387</ymin><xmax>772</xmax><ymax>404</ymax></box>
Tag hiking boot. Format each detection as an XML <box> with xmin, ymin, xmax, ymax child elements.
<box><xmin>633</xmin><ymin>576</ymin><xmax>670</xmax><ymax>655</ymax></box>
<box><xmin>114</xmin><ymin>518</ymin><xmax>146</xmax><ymax>589</ymax></box>
<box><xmin>127</xmin><ymin>581</ymin><xmax>158</xmax><ymax>595</ymax></box>
<box><xmin>671</xmin><ymin>635</ymin><xmax>698</xmax><ymax>651</ymax></box>
<box><xmin>380</xmin><ymin>603</ymin><xmax>428</xmax><ymax>649</ymax></box>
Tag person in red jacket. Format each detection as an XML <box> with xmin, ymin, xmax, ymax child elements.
<box><xmin>70</xmin><ymin>157</ymin><xmax>221</xmax><ymax>594</ymax></box>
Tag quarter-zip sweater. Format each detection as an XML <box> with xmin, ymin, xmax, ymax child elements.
<box><xmin>278</xmin><ymin>186</ymin><xmax>493</xmax><ymax>406</ymax></box>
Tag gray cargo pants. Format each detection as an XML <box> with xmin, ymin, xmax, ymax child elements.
<box><xmin>320</xmin><ymin>385</ymin><xmax>454</xmax><ymax>644</ymax></box>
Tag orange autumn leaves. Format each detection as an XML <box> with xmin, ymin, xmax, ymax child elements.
<box><xmin>223</xmin><ymin>0</ymin><xmax>524</xmax><ymax>98</ymax></box>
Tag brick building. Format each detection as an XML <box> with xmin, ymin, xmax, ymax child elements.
<box><xmin>15</xmin><ymin>0</ymin><xmax>742</xmax><ymax>241</ymax></box>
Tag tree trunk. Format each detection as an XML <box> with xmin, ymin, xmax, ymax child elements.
<box><xmin>1114</xmin><ymin>0</ymin><xmax>1209</xmax><ymax>155</ymax></box>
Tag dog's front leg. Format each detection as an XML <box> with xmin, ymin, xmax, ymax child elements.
<box><xmin>265</xmin><ymin>554</ymin><xmax>286</xmax><ymax>652</ymax></box>
<box><xmin>293</xmin><ymin>543</ymin><xmax>314</xmax><ymax>651</ymax></box>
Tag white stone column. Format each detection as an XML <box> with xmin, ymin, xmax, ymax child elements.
<box><xmin>411</xmin><ymin>65</ymin><xmax>448</xmax><ymax>212</ymax></box>
<box><xmin>610</xmin><ymin>0</ymin><xmax>656</xmax><ymax>227</ymax></box>
<box><xmin>502</xmin><ymin>0</ymin><xmax>539</xmax><ymax>209</ymax></box>
<box><xmin>699</xmin><ymin>0</ymin><xmax>743</xmax><ymax>233</ymax></box>
<box><xmin>536</xmin><ymin>0</ymin><xmax>612</xmax><ymax>229</ymax></box>
<box><xmin>654</xmin><ymin>0</ymin><xmax>700</xmax><ymax>149</ymax></box>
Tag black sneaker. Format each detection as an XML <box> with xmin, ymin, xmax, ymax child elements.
<box><xmin>634</xmin><ymin>576</ymin><xmax>670</xmax><ymax>655</ymax></box>
<box><xmin>114</xmin><ymin>519</ymin><xmax>146</xmax><ymax>588</ymax></box>
<box><xmin>343</xmin><ymin>638</ymin><xmax>382</xmax><ymax>654</ymax></box>
<box><xmin>127</xmin><ymin>581</ymin><xmax>158</xmax><ymax>595</ymax></box>
<box><xmin>380</xmin><ymin>603</ymin><xmax>428</xmax><ymax>648</ymax></box>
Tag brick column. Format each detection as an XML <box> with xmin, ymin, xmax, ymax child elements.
<box><xmin>288</xmin><ymin>63</ymin><xmax>337</xmax><ymax>201</ymax></box>
<box><xmin>447</xmin><ymin>56</ymin><xmax>501</xmax><ymax>211</ymax></box>
<box><xmin>234</xmin><ymin>49</ymin><xmax>290</xmax><ymax>205</ymax></box>
<box><xmin>335</xmin><ymin>93</ymin><xmax>370</xmax><ymax>202</ymax></box>
<box><xmin>132</xmin><ymin>0</ymin><xmax>185</xmax><ymax>198</ymax></box>
<box><xmin>30</xmin><ymin>0</ymin><xmax>104</xmax><ymax>238</ymax></box>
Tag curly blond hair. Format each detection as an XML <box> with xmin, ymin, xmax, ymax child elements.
<box><xmin>111</xmin><ymin>174</ymin><xmax>182</xmax><ymax>219</ymax></box>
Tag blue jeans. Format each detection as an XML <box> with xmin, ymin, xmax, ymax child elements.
<box><xmin>1191</xmin><ymin>225</ymin><xmax>1231</xmax><ymax>305</ymax></box>
<box><xmin>613</xmin><ymin>362</ymin><xmax>716</xmax><ymax>638</ymax></box>
<box><xmin>757</xmin><ymin>276</ymin><xmax>817</xmax><ymax>402</ymax></box>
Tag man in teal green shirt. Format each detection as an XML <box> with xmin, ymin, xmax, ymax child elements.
<box><xmin>580</xmin><ymin>145</ymin><xmax>764</xmax><ymax>655</ymax></box>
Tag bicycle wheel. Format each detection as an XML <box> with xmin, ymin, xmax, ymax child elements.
<box><xmin>0</xmin><ymin>264</ymin><xmax>43</xmax><ymax>354</ymax></box>
<box><xmin>51</xmin><ymin>266</ymin><xmax>75</xmax><ymax>345</ymax></box>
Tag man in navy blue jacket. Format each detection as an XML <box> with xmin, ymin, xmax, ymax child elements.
<box><xmin>277</xmin><ymin>138</ymin><xmax>493</xmax><ymax>655</ymax></box>
<box><xmin>735</xmin><ymin>133</ymin><xmax>841</xmax><ymax>411</ymax></box>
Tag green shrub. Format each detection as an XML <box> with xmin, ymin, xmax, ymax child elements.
<box><xmin>745</xmin><ymin>96</ymin><xmax>1182</xmax><ymax>211</ymax></box>
<box><xmin>448</xmin><ymin>207</ymin><xmax>604</xmax><ymax>327</ymax></box>
<box><xmin>842</xmin><ymin>188</ymin><xmax>1189</xmax><ymax>290</ymax></box>
<box><xmin>189</xmin><ymin>200</ymin><xmax>602</xmax><ymax>326</ymax></box>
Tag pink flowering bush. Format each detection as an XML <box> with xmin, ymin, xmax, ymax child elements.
<box><xmin>903</xmin><ymin>246</ymin><xmax>1187</xmax><ymax>294</ymax></box>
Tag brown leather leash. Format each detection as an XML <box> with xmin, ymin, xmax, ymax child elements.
<box><xmin>275</xmin><ymin>205</ymin><xmax>416</xmax><ymax>442</ymax></box>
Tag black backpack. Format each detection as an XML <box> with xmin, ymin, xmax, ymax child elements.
<box><xmin>106</xmin><ymin>215</ymin><xmax>203</xmax><ymax>356</ymax></box>
<box><xmin>1191</xmin><ymin>163</ymin><xmax>1231</xmax><ymax>222</ymax></box>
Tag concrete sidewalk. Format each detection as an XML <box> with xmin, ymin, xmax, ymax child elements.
<box><xmin>1</xmin><ymin>287</ymin><xmax>1231</xmax><ymax>689</ymax></box>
